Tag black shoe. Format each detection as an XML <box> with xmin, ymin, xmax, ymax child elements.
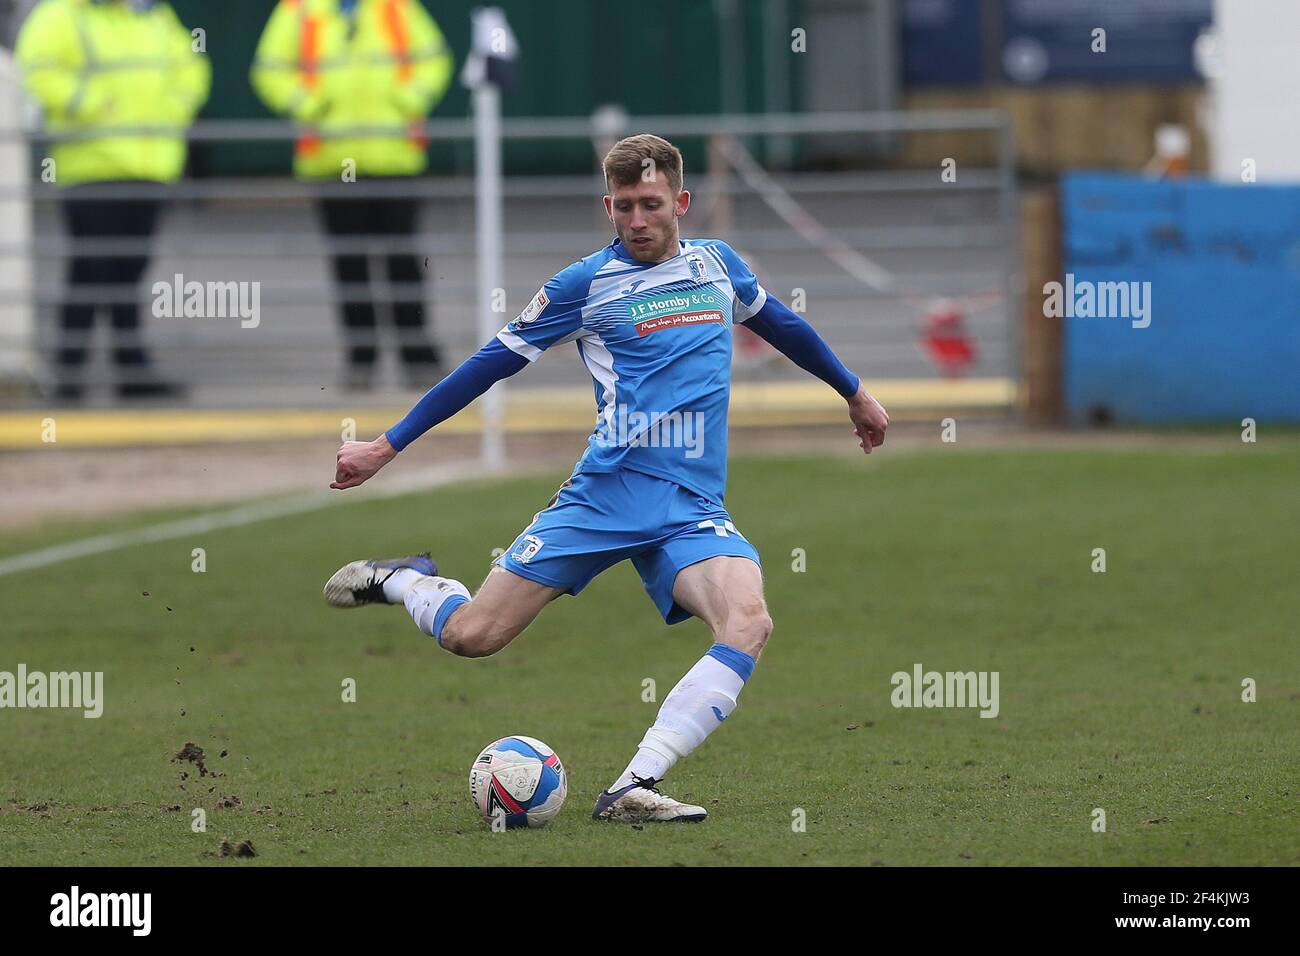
<box><xmin>323</xmin><ymin>553</ymin><xmax>438</xmax><ymax>607</ymax></box>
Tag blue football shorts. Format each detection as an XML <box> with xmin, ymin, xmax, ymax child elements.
<box><xmin>493</xmin><ymin>468</ymin><xmax>762</xmax><ymax>625</ymax></box>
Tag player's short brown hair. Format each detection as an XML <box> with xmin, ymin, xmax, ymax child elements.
<box><xmin>602</xmin><ymin>134</ymin><xmax>684</xmax><ymax>195</ymax></box>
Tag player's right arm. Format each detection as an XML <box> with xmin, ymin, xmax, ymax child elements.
<box><xmin>331</xmin><ymin>266</ymin><xmax>588</xmax><ymax>489</ymax></box>
<box><xmin>330</xmin><ymin>339</ymin><xmax>528</xmax><ymax>489</ymax></box>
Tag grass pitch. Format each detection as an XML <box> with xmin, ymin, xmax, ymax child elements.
<box><xmin>1</xmin><ymin>444</ymin><xmax>1297</xmax><ymax>865</ymax></box>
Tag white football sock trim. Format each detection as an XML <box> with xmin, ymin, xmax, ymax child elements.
<box><xmin>404</xmin><ymin>576</ymin><xmax>471</xmax><ymax>637</ymax></box>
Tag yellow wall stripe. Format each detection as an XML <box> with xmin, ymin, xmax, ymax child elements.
<box><xmin>1</xmin><ymin>378</ymin><xmax>1016</xmax><ymax>449</ymax></box>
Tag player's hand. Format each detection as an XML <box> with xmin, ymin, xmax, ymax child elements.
<box><xmin>848</xmin><ymin>385</ymin><xmax>889</xmax><ymax>454</ymax></box>
<box><xmin>331</xmin><ymin>434</ymin><xmax>397</xmax><ymax>490</ymax></box>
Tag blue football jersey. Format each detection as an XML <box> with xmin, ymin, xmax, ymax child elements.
<box><xmin>497</xmin><ymin>237</ymin><xmax>768</xmax><ymax>505</ymax></box>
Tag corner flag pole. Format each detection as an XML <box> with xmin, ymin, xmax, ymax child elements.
<box><xmin>466</xmin><ymin>7</ymin><xmax>518</xmax><ymax>473</ymax></box>
<box><xmin>474</xmin><ymin>81</ymin><xmax>504</xmax><ymax>471</ymax></box>
<box><xmin>0</xmin><ymin>49</ymin><xmax>33</xmax><ymax>385</ymax></box>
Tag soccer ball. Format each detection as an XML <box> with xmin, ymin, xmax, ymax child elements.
<box><xmin>469</xmin><ymin>735</ymin><xmax>567</xmax><ymax>829</ymax></box>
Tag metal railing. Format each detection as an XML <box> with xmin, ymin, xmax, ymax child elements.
<box><xmin>0</xmin><ymin>111</ymin><xmax>1020</xmax><ymax>407</ymax></box>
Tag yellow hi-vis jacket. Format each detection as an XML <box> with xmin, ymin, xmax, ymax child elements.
<box><xmin>15</xmin><ymin>0</ymin><xmax>211</xmax><ymax>185</ymax></box>
<box><xmin>250</xmin><ymin>0</ymin><xmax>454</xmax><ymax>179</ymax></box>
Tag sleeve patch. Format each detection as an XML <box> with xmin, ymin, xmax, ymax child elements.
<box><xmin>510</xmin><ymin>287</ymin><xmax>549</xmax><ymax>330</ymax></box>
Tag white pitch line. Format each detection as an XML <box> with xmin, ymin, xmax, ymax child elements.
<box><xmin>0</xmin><ymin>462</ymin><xmax>485</xmax><ymax>579</ymax></box>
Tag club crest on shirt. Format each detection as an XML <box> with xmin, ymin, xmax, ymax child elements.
<box><xmin>511</xmin><ymin>534</ymin><xmax>544</xmax><ymax>564</ymax></box>
<box><xmin>686</xmin><ymin>253</ymin><xmax>708</xmax><ymax>283</ymax></box>
<box><xmin>510</xmin><ymin>288</ymin><xmax>549</xmax><ymax>330</ymax></box>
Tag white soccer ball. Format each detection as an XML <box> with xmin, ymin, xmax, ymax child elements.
<box><xmin>469</xmin><ymin>735</ymin><xmax>567</xmax><ymax>829</ymax></box>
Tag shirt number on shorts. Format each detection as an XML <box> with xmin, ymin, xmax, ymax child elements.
<box><xmin>697</xmin><ymin>519</ymin><xmax>744</xmax><ymax>539</ymax></box>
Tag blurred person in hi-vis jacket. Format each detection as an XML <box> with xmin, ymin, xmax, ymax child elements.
<box><xmin>252</xmin><ymin>0</ymin><xmax>454</xmax><ymax>392</ymax></box>
<box><xmin>16</xmin><ymin>0</ymin><xmax>210</xmax><ymax>401</ymax></box>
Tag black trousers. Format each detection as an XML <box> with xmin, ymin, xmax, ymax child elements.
<box><xmin>318</xmin><ymin>195</ymin><xmax>439</xmax><ymax>371</ymax></box>
<box><xmin>59</xmin><ymin>190</ymin><xmax>161</xmax><ymax>374</ymax></box>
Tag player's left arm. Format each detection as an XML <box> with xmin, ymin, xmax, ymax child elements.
<box><xmin>744</xmin><ymin>297</ymin><xmax>888</xmax><ymax>454</ymax></box>
<box><xmin>714</xmin><ymin>241</ymin><xmax>888</xmax><ymax>454</ymax></box>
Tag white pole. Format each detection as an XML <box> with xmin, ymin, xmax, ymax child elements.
<box><xmin>0</xmin><ymin>49</ymin><xmax>33</xmax><ymax>384</ymax></box>
<box><xmin>474</xmin><ymin>83</ymin><xmax>505</xmax><ymax>471</ymax></box>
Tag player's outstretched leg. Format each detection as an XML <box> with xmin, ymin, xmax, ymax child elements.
<box><xmin>429</xmin><ymin>566</ymin><xmax>564</xmax><ymax>657</ymax></box>
<box><xmin>594</xmin><ymin>556</ymin><xmax>772</xmax><ymax>823</ymax></box>
<box><xmin>324</xmin><ymin>555</ymin><xmax>561</xmax><ymax>657</ymax></box>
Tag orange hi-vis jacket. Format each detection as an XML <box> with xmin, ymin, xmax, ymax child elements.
<box><xmin>250</xmin><ymin>0</ymin><xmax>454</xmax><ymax>179</ymax></box>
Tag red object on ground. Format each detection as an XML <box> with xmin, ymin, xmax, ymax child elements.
<box><xmin>919</xmin><ymin>301</ymin><xmax>977</xmax><ymax>378</ymax></box>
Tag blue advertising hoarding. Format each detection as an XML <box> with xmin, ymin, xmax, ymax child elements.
<box><xmin>1061</xmin><ymin>173</ymin><xmax>1300</xmax><ymax>424</ymax></box>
